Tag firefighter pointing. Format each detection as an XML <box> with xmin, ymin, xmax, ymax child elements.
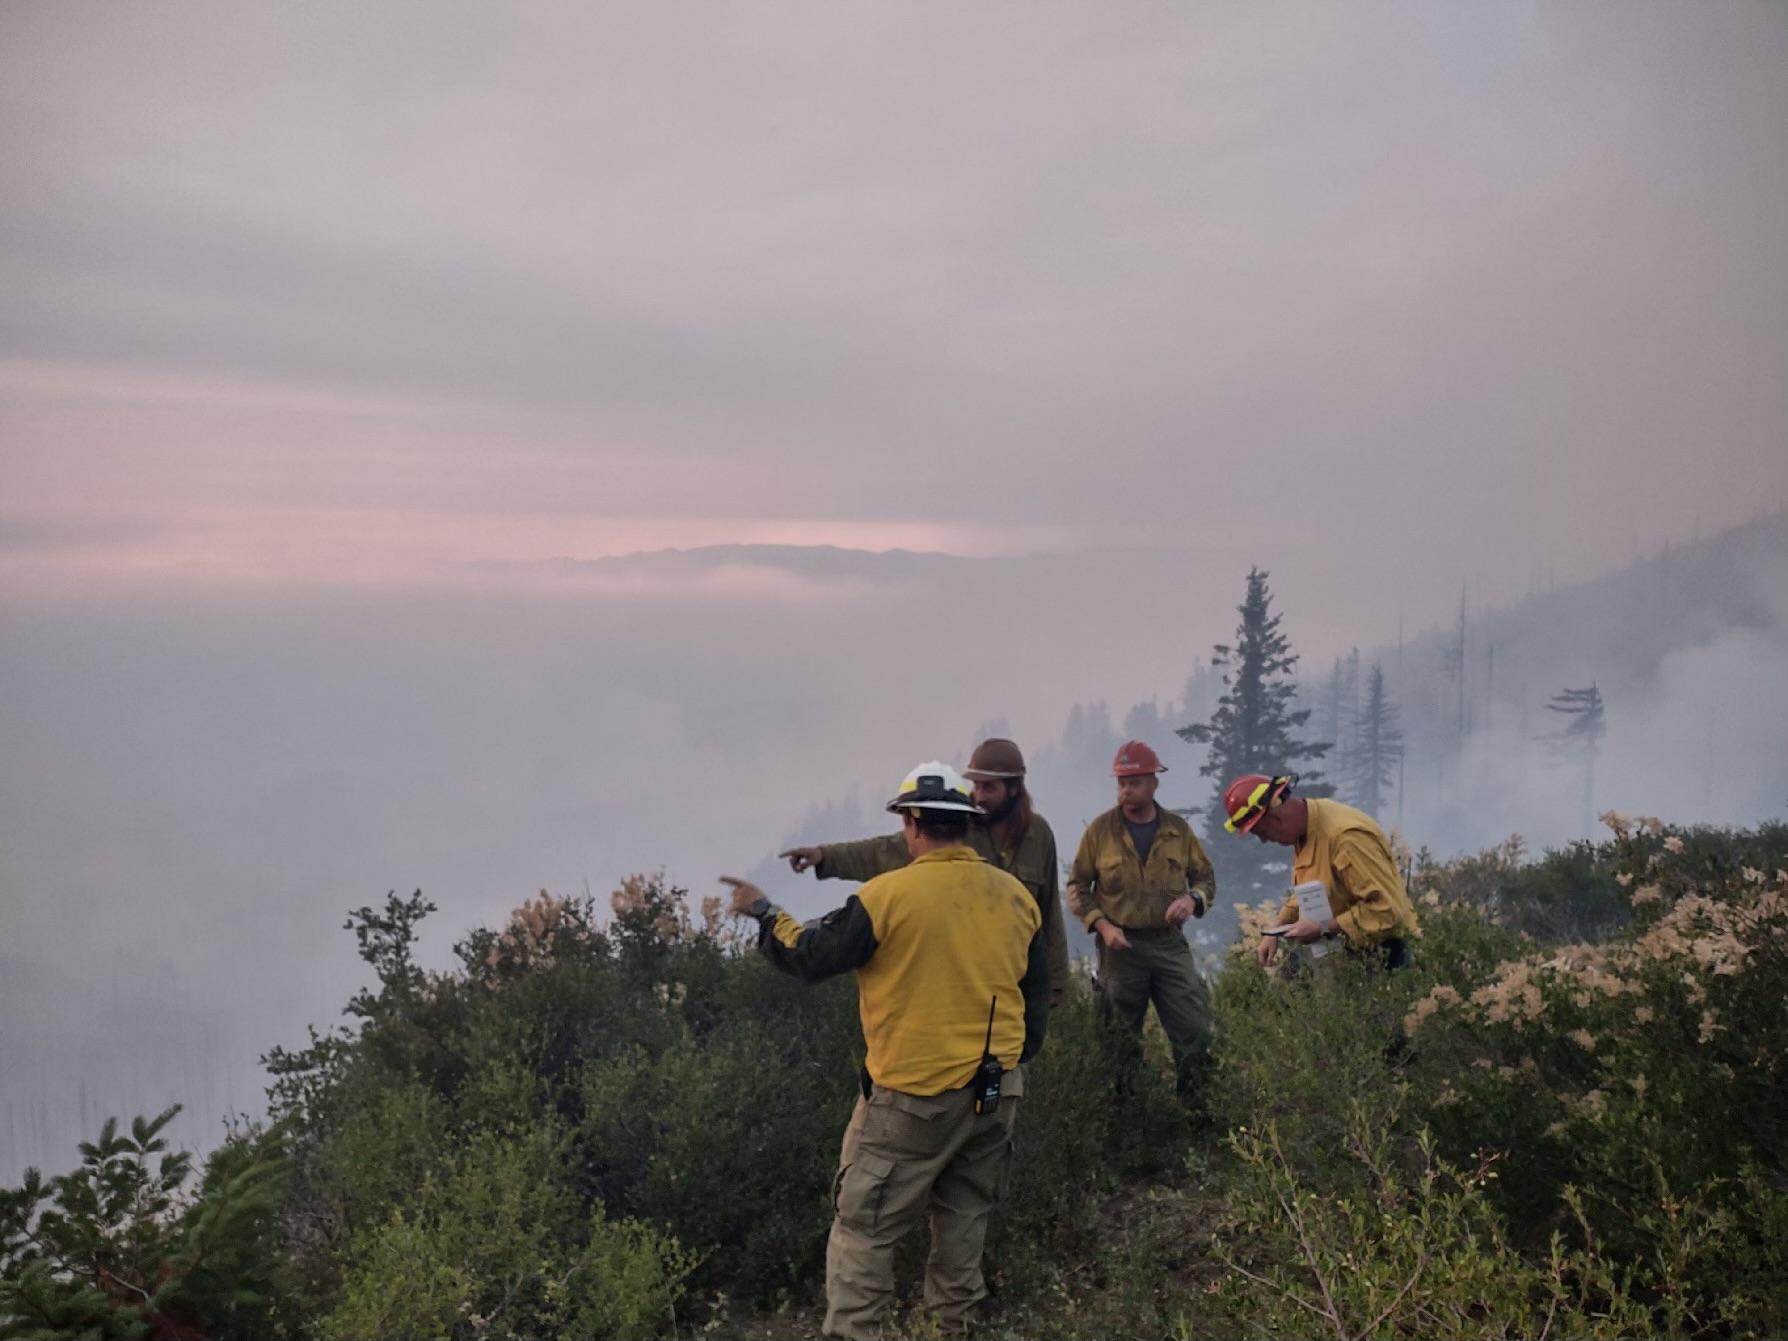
<box><xmin>779</xmin><ymin>737</ymin><xmax>1071</xmax><ymax>1007</ymax></box>
<box><xmin>722</xmin><ymin>760</ymin><xmax>1047</xmax><ymax>1340</ymax></box>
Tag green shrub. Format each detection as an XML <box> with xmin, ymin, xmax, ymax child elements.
<box><xmin>985</xmin><ymin>982</ymin><xmax>1190</xmax><ymax>1294</ymax></box>
<box><xmin>258</xmin><ymin>824</ymin><xmax>1788</xmax><ymax>1335</ymax></box>
<box><xmin>320</xmin><ymin>1123</ymin><xmax>695</xmax><ymax>1341</ymax></box>
<box><xmin>575</xmin><ymin>1006</ymin><xmax>857</xmax><ymax>1302</ymax></box>
<box><xmin>0</xmin><ymin>1108</ymin><xmax>290</xmax><ymax>1340</ymax></box>
<box><xmin>1205</xmin><ymin>942</ymin><xmax>1418</xmax><ymax>1191</ymax></box>
<box><xmin>273</xmin><ymin>875</ymin><xmax>1209</xmax><ymax>1329</ymax></box>
<box><xmin>1213</xmin><ymin>1112</ymin><xmax>1652</xmax><ymax>1339</ymax></box>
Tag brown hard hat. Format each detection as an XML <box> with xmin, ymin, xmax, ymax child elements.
<box><xmin>964</xmin><ymin>737</ymin><xmax>1026</xmax><ymax>780</ymax></box>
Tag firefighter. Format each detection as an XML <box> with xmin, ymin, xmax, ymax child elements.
<box><xmin>1065</xmin><ymin>740</ymin><xmax>1215</xmax><ymax>1097</ymax></box>
<box><xmin>723</xmin><ymin>760</ymin><xmax>1048</xmax><ymax>1339</ymax></box>
<box><xmin>778</xmin><ymin>737</ymin><xmax>1070</xmax><ymax>1006</ymax></box>
<box><xmin>1223</xmin><ymin>772</ymin><xmax>1419</xmax><ymax>970</ymax></box>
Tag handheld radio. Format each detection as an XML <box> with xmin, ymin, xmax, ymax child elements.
<box><xmin>972</xmin><ymin>996</ymin><xmax>1004</xmax><ymax>1116</ymax></box>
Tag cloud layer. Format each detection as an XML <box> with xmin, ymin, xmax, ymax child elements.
<box><xmin>4</xmin><ymin>3</ymin><xmax>1785</xmax><ymax>617</ymax></box>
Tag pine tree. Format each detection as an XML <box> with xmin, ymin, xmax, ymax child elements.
<box><xmin>1439</xmin><ymin>585</ymin><xmax>1468</xmax><ymax>752</ymax></box>
<box><xmin>1349</xmin><ymin>662</ymin><xmax>1405</xmax><ymax>819</ymax></box>
<box><xmin>1174</xmin><ymin>659</ymin><xmax>1220</xmax><ymax>776</ymax></box>
<box><xmin>1322</xmin><ymin>649</ymin><xmax>1362</xmax><ymax>800</ymax></box>
<box><xmin>1177</xmin><ymin>567</ymin><xmax>1332</xmax><ymax>892</ymax></box>
<box><xmin>0</xmin><ymin>1108</ymin><xmax>290</xmax><ymax>1339</ymax></box>
<box><xmin>1546</xmin><ymin>683</ymin><xmax>1606</xmax><ymax>837</ymax></box>
<box><xmin>1320</xmin><ymin>657</ymin><xmax>1345</xmax><ymax>792</ymax></box>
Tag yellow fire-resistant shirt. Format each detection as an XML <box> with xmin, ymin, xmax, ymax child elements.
<box><xmin>1278</xmin><ymin>798</ymin><xmax>1419</xmax><ymax>945</ymax></box>
<box><xmin>1066</xmin><ymin>805</ymin><xmax>1216</xmax><ymax>931</ymax></box>
<box><xmin>756</xmin><ymin>845</ymin><xmax>1046</xmax><ymax>1095</ymax></box>
<box><xmin>813</xmin><ymin>814</ymin><xmax>1071</xmax><ymax>1004</ymax></box>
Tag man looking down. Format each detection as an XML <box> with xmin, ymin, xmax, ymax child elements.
<box><xmin>1223</xmin><ymin>772</ymin><xmax>1419</xmax><ymax>970</ymax></box>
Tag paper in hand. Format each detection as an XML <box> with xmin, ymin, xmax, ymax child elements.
<box><xmin>1291</xmin><ymin>881</ymin><xmax>1333</xmax><ymax>959</ymax></box>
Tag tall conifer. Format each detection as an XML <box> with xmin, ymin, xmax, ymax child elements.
<box><xmin>1349</xmin><ymin>662</ymin><xmax>1404</xmax><ymax>818</ymax></box>
<box><xmin>1177</xmin><ymin>567</ymin><xmax>1332</xmax><ymax>890</ymax></box>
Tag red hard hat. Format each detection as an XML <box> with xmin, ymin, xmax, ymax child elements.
<box><xmin>1223</xmin><ymin>773</ymin><xmax>1294</xmax><ymax>833</ymax></box>
<box><xmin>1111</xmin><ymin>740</ymin><xmax>1166</xmax><ymax>777</ymax></box>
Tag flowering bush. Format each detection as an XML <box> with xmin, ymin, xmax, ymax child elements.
<box><xmin>1391</xmin><ymin>818</ymin><xmax>1788</xmax><ymax>1333</ymax></box>
<box><xmin>1198</xmin><ymin>818</ymin><xmax>1788</xmax><ymax>1338</ymax></box>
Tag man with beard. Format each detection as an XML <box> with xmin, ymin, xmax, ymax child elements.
<box><xmin>780</xmin><ymin>738</ymin><xmax>1070</xmax><ymax>1006</ymax></box>
<box><xmin>1066</xmin><ymin>740</ymin><xmax>1215</xmax><ymax>1098</ymax></box>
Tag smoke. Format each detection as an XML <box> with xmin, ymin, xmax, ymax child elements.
<box><xmin>1394</xmin><ymin>553</ymin><xmax>1788</xmax><ymax>858</ymax></box>
<box><xmin>3</xmin><ymin>528</ymin><xmax>1784</xmax><ymax>1181</ymax></box>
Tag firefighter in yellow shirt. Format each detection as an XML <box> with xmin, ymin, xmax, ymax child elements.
<box><xmin>777</xmin><ymin>737</ymin><xmax>1071</xmax><ymax>1006</ymax></box>
<box><xmin>722</xmin><ymin>761</ymin><xmax>1047</xmax><ymax>1340</ymax></box>
<box><xmin>1221</xmin><ymin>773</ymin><xmax>1418</xmax><ymax>970</ymax></box>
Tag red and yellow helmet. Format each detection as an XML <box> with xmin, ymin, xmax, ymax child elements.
<box><xmin>1223</xmin><ymin>773</ymin><xmax>1295</xmax><ymax>833</ymax></box>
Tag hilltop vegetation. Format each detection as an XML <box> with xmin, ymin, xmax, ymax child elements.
<box><xmin>5</xmin><ymin>818</ymin><xmax>1786</xmax><ymax>1339</ymax></box>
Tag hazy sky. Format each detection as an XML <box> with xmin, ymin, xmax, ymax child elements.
<box><xmin>3</xmin><ymin>2</ymin><xmax>1787</xmax><ymax>1175</ymax></box>
<box><xmin>4</xmin><ymin>2</ymin><xmax>1785</xmax><ymax>611</ymax></box>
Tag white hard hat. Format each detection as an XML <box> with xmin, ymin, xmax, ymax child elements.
<box><xmin>885</xmin><ymin>760</ymin><xmax>982</xmax><ymax>814</ymax></box>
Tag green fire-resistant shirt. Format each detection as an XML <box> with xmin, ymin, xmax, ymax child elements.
<box><xmin>1067</xmin><ymin>805</ymin><xmax>1216</xmax><ymax>932</ymax></box>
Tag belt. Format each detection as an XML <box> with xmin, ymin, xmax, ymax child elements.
<box><xmin>1116</xmin><ymin>924</ymin><xmax>1180</xmax><ymax>940</ymax></box>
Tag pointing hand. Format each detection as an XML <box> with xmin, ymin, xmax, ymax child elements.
<box><xmin>719</xmin><ymin>875</ymin><xmax>765</xmax><ymax>916</ymax></box>
<box><xmin>780</xmin><ymin>846</ymin><xmax>824</xmax><ymax>874</ymax></box>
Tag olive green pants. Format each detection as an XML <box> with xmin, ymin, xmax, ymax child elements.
<box><xmin>1097</xmin><ymin>930</ymin><xmax>1212</xmax><ymax>1094</ymax></box>
<box><xmin>824</xmin><ymin>1071</ymin><xmax>1022</xmax><ymax>1340</ymax></box>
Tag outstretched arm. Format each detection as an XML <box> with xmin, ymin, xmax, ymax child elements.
<box><xmin>721</xmin><ymin>876</ymin><xmax>877</xmax><ymax>982</ymax></box>
<box><xmin>811</xmin><ymin>832</ymin><xmax>910</xmax><ymax>883</ymax></box>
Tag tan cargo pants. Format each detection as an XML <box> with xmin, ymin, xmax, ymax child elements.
<box><xmin>823</xmin><ymin>1068</ymin><xmax>1023</xmax><ymax>1340</ymax></box>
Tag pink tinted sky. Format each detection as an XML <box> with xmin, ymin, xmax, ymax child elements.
<box><xmin>1</xmin><ymin>3</ymin><xmax>1785</xmax><ymax>621</ymax></box>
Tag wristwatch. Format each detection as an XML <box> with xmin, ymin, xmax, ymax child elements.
<box><xmin>747</xmin><ymin>895</ymin><xmax>772</xmax><ymax>919</ymax></box>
